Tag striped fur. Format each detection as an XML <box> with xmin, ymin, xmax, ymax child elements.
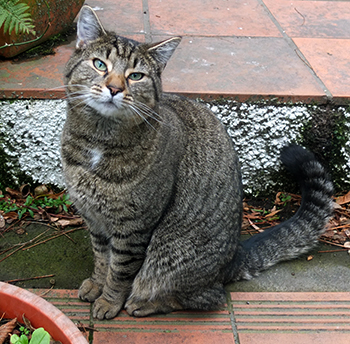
<box><xmin>61</xmin><ymin>6</ymin><xmax>334</xmax><ymax>320</ymax></box>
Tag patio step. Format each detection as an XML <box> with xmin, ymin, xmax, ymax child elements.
<box><xmin>31</xmin><ymin>289</ymin><xmax>350</xmax><ymax>343</ymax></box>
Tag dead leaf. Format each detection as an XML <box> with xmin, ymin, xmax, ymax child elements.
<box><xmin>3</xmin><ymin>212</ymin><xmax>18</xmax><ymax>222</ymax></box>
<box><xmin>336</xmin><ymin>191</ymin><xmax>350</xmax><ymax>205</ymax></box>
<box><xmin>344</xmin><ymin>242</ymin><xmax>350</xmax><ymax>249</ymax></box>
<box><xmin>264</xmin><ymin>209</ymin><xmax>282</xmax><ymax>218</ymax></box>
<box><xmin>0</xmin><ymin>214</ymin><xmax>5</xmax><ymax>230</ymax></box>
<box><xmin>0</xmin><ymin>317</ymin><xmax>17</xmax><ymax>344</ymax></box>
<box><xmin>57</xmin><ymin>218</ymin><xmax>84</xmax><ymax>228</ymax></box>
<box><xmin>19</xmin><ymin>184</ymin><xmax>30</xmax><ymax>198</ymax></box>
<box><xmin>5</xmin><ymin>187</ymin><xmax>23</xmax><ymax>200</ymax></box>
<box><xmin>247</xmin><ymin>218</ymin><xmax>264</xmax><ymax>232</ymax></box>
<box><xmin>307</xmin><ymin>255</ymin><xmax>313</xmax><ymax>261</ymax></box>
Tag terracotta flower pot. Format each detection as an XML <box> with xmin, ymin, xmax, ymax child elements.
<box><xmin>0</xmin><ymin>282</ymin><xmax>88</xmax><ymax>344</ymax></box>
<box><xmin>0</xmin><ymin>0</ymin><xmax>85</xmax><ymax>58</ymax></box>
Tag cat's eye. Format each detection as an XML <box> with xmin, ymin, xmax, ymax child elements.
<box><xmin>93</xmin><ymin>59</ymin><xmax>107</xmax><ymax>72</ymax></box>
<box><xmin>128</xmin><ymin>73</ymin><xmax>144</xmax><ymax>81</ymax></box>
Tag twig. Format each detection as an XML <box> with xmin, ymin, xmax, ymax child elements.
<box><xmin>294</xmin><ymin>7</ymin><xmax>306</xmax><ymax>25</ymax></box>
<box><xmin>40</xmin><ymin>285</ymin><xmax>55</xmax><ymax>297</ymax></box>
<box><xmin>319</xmin><ymin>238</ymin><xmax>347</xmax><ymax>248</ymax></box>
<box><xmin>328</xmin><ymin>223</ymin><xmax>350</xmax><ymax>231</ymax></box>
<box><xmin>0</xmin><ymin>228</ymin><xmax>50</xmax><ymax>259</ymax></box>
<box><xmin>22</xmin><ymin>227</ymin><xmax>86</xmax><ymax>251</ymax></box>
<box><xmin>63</xmin><ymin>232</ymin><xmax>76</xmax><ymax>244</ymax></box>
<box><xmin>318</xmin><ymin>249</ymin><xmax>348</xmax><ymax>253</ymax></box>
<box><xmin>2</xmin><ymin>219</ymin><xmax>22</xmax><ymax>234</ymax></box>
<box><xmin>5</xmin><ymin>274</ymin><xmax>55</xmax><ymax>284</ymax></box>
<box><xmin>0</xmin><ymin>244</ymin><xmax>26</xmax><ymax>263</ymax></box>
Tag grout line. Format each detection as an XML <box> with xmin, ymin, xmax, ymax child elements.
<box><xmin>89</xmin><ymin>303</ymin><xmax>95</xmax><ymax>344</ymax></box>
<box><xmin>226</xmin><ymin>290</ymin><xmax>241</xmax><ymax>344</ymax></box>
<box><xmin>257</xmin><ymin>0</ymin><xmax>333</xmax><ymax>101</ymax></box>
<box><xmin>142</xmin><ymin>0</ymin><xmax>152</xmax><ymax>43</ymax></box>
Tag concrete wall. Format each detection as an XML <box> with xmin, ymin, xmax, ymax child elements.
<box><xmin>0</xmin><ymin>99</ymin><xmax>349</xmax><ymax>195</ymax></box>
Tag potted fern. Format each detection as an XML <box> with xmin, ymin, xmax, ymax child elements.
<box><xmin>0</xmin><ymin>0</ymin><xmax>84</xmax><ymax>58</ymax></box>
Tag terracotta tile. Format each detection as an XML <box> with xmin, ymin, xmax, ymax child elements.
<box><xmin>88</xmin><ymin>0</ymin><xmax>144</xmax><ymax>35</ymax></box>
<box><xmin>93</xmin><ymin>309</ymin><xmax>235</xmax><ymax>343</ymax></box>
<box><xmin>239</xmin><ymin>333</ymin><xmax>350</xmax><ymax>344</ymax></box>
<box><xmin>293</xmin><ymin>38</ymin><xmax>350</xmax><ymax>99</ymax></box>
<box><xmin>162</xmin><ymin>36</ymin><xmax>326</xmax><ymax>102</ymax></box>
<box><xmin>263</xmin><ymin>0</ymin><xmax>350</xmax><ymax>38</ymax></box>
<box><xmin>231</xmin><ymin>292</ymin><xmax>350</xmax><ymax>344</ymax></box>
<box><xmin>148</xmin><ymin>0</ymin><xmax>281</xmax><ymax>37</ymax></box>
<box><xmin>94</xmin><ymin>331</ymin><xmax>235</xmax><ymax>344</ymax></box>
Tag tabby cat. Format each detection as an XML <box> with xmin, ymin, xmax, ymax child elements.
<box><xmin>61</xmin><ymin>6</ymin><xmax>334</xmax><ymax>320</ymax></box>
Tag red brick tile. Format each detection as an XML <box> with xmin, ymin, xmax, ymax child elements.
<box><xmin>89</xmin><ymin>1</ymin><xmax>144</xmax><ymax>35</ymax></box>
<box><xmin>94</xmin><ymin>331</ymin><xmax>235</xmax><ymax>344</ymax></box>
<box><xmin>231</xmin><ymin>292</ymin><xmax>350</xmax><ymax>344</ymax></box>
<box><xmin>93</xmin><ymin>309</ymin><xmax>235</xmax><ymax>343</ymax></box>
<box><xmin>294</xmin><ymin>38</ymin><xmax>350</xmax><ymax>99</ymax></box>
<box><xmin>162</xmin><ymin>36</ymin><xmax>326</xmax><ymax>101</ymax></box>
<box><xmin>263</xmin><ymin>0</ymin><xmax>350</xmax><ymax>38</ymax></box>
<box><xmin>148</xmin><ymin>0</ymin><xmax>281</xmax><ymax>37</ymax></box>
<box><xmin>239</xmin><ymin>333</ymin><xmax>350</xmax><ymax>344</ymax></box>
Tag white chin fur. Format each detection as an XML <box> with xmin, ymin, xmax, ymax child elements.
<box><xmin>90</xmin><ymin>93</ymin><xmax>128</xmax><ymax>119</ymax></box>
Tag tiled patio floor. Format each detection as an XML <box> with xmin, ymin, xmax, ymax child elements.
<box><xmin>31</xmin><ymin>289</ymin><xmax>350</xmax><ymax>344</ymax></box>
<box><xmin>1</xmin><ymin>0</ymin><xmax>350</xmax><ymax>103</ymax></box>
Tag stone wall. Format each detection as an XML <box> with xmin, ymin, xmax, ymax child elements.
<box><xmin>0</xmin><ymin>99</ymin><xmax>349</xmax><ymax>195</ymax></box>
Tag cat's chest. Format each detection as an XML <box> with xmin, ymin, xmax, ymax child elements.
<box><xmin>89</xmin><ymin>148</ymin><xmax>103</xmax><ymax>169</ymax></box>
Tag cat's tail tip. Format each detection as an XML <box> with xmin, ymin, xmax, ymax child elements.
<box><xmin>280</xmin><ymin>144</ymin><xmax>334</xmax><ymax>199</ymax></box>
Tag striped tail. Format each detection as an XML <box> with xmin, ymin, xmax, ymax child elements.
<box><xmin>228</xmin><ymin>144</ymin><xmax>334</xmax><ymax>282</ymax></box>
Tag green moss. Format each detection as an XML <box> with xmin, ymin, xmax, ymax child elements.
<box><xmin>0</xmin><ymin>223</ymin><xmax>93</xmax><ymax>288</ymax></box>
<box><xmin>0</xmin><ymin>135</ymin><xmax>34</xmax><ymax>192</ymax></box>
<box><xmin>14</xmin><ymin>24</ymin><xmax>76</xmax><ymax>60</ymax></box>
<box><xmin>300</xmin><ymin>105</ymin><xmax>350</xmax><ymax>192</ymax></box>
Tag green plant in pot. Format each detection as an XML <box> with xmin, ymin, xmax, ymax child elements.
<box><xmin>0</xmin><ymin>0</ymin><xmax>85</xmax><ymax>58</ymax></box>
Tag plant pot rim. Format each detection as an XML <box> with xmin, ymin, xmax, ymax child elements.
<box><xmin>0</xmin><ymin>282</ymin><xmax>88</xmax><ymax>344</ymax></box>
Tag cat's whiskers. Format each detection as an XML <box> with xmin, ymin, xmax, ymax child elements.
<box><xmin>133</xmin><ymin>100</ymin><xmax>175</xmax><ymax>130</ymax></box>
<box><xmin>127</xmin><ymin>103</ymin><xmax>158</xmax><ymax>131</ymax></box>
<box><xmin>133</xmin><ymin>101</ymin><xmax>163</xmax><ymax>121</ymax></box>
<box><xmin>124</xmin><ymin>99</ymin><xmax>162</xmax><ymax>124</ymax></box>
<box><xmin>67</xmin><ymin>95</ymin><xmax>91</xmax><ymax>111</ymax></box>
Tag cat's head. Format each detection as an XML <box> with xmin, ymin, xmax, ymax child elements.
<box><xmin>65</xmin><ymin>6</ymin><xmax>181</xmax><ymax>122</ymax></box>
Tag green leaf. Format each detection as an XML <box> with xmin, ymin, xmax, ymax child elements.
<box><xmin>29</xmin><ymin>328</ymin><xmax>50</xmax><ymax>344</ymax></box>
<box><xmin>24</xmin><ymin>195</ymin><xmax>33</xmax><ymax>206</ymax></box>
<box><xmin>18</xmin><ymin>208</ymin><xmax>26</xmax><ymax>219</ymax></box>
<box><xmin>10</xmin><ymin>334</ymin><xmax>20</xmax><ymax>344</ymax></box>
<box><xmin>0</xmin><ymin>0</ymin><xmax>36</xmax><ymax>35</ymax></box>
<box><xmin>10</xmin><ymin>334</ymin><xmax>29</xmax><ymax>344</ymax></box>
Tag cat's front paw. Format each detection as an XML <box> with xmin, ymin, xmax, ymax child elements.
<box><xmin>93</xmin><ymin>296</ymin><xmax>123</xmax><ymax>320</ymax></box>
<box><xmin>78</xmin><ymin>278</ymin><xmax>103</xmax><ymax>302</ymax></box>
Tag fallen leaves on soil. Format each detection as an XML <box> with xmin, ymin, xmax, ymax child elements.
<box><xmin>0</xmin><ymin>185</ymin><xmax>87</xmax><ymax>265</ymax></box>
<box><xmin>243</xmin><ymin>191</ymin><xmax>350</xmax><ymax>253</ymax></box>
<box><xmin>1</xmin><ymin>185</ymin><xmax>350</xmax><ymax>256</ymax></box>
<box><xmin>0</xmin><ymin>317</ymin><xmax>16</xmax><ymax>344</ymax></box>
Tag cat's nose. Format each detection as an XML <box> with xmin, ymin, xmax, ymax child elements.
<box><xmin>107</xmin><ymin>85</ymin><xmax>123</xmax><ymax>96</ymax></box>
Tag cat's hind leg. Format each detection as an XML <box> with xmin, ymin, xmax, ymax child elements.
<box><xmin>125</xmin><ymin>295</ymin><xmax>183</xmax><ymax>317</ymax></box>
<box><xmin>125</xmin><ymin>277</ymin><xmax>225</xmax><ymax>317</ymax></box>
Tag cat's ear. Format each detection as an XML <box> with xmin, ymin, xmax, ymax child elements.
<box><xmin>76</xmin><ymin>6</ymin><xmax>106</xmax><ymax>49</ymax></box>
<box><xmin>147</xmin><ymin>37</ymin><xmax>182</xmax><ymax>71</ymax></box>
